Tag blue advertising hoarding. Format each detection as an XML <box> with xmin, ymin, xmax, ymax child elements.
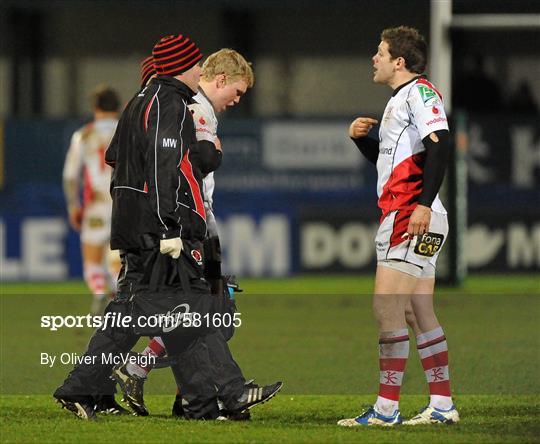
<box><xmin>1</xmin><ymin>117</ymin><xmax>539</xmax><ymax>280</ymax></box>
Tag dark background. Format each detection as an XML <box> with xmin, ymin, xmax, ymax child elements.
<box><xmin>1</xmin><ymin>0</ymin><xmax>539</xmax><ymax>280</ymax></box>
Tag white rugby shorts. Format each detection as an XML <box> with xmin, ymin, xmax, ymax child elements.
<box><xmin>375</xmin><ymin>209</ymin><xmax>448</xmax><ymax>278</ymax></box>
<box><xmin>80</xmin><ymin>201</ymin><xmax>112</xmax><ymax>246</ymax></box>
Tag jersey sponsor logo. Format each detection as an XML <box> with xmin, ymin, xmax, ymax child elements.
<box><xmin>379</xmin><ymin>146</ymin><xmax>393</xmax><ymax>155</ymax></box>
<box><xmin>414</xmin><ymin>232</ymin><xmax>444</xmax><ymax>257</ymax></box>
<box><xmin>88</xmin><ymin>217</ymin><xmax>105</xmax><ymax>228</ymax></box>
<box><xmin>162</xmin><ymin>138</ymin><xmax>178</xmax><ymax>148</ymax></box>
<box><xmin>191</xmin><ymin>249</ymin><xmax>203</xmax><ymax>265</ymax></box>
<box><xmin>199</xmin><ymin>116</ymin><xmax>206</xmax><ymax>125</ymax></box>
<box><xmin>417</xmin><ymin>84</ymin><xmax>441</xmax><ymax>107</ymax></box>
<box><xmin>432</xmin><ymin>106</ymin><xmax>440</xmax><ymax>114</ymax></box>
<box><xmin>426</xmin><ymin>116</ymin><xmax>447</xmax><ymax>126</ymax></box>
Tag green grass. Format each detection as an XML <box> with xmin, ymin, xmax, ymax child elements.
<box><xmin>3</xmin><ymin>273</ymin><xmax>539</xmax><ymax>294</ymax></box>
<box><xmin>1</xmin><ymin>395</ymin><xmax>539</xmax><ymax>443</ymax></box>
<box><xmin>1</xmin><ymin>276</ymin><xmax>539</xmax><ymax>442</ymax></box>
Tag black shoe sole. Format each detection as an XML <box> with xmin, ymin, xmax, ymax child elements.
<box><xmin>111</xmin><ymin>369</ymin><xmax>149</xmax><ymax>417</ymax></box>
<box><xmin>220</xmin><ymin>410</ymin><xmax>251</xmax><ymax>421</ymax></box>
<box><xmin>56</xmin><ymin>398</ymin><xmax>96</xmax><ymax>420</ymax></box>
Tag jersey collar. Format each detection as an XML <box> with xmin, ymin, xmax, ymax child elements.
<box><xmin>154</xmin><ymin>75</ymin><xmax>197</xmax><ymax>102</ymax></box>
<box><xmin>196</xmin><ymin>87</ymin><xmax>214</xmax><ymax>111</ymax></box>
<box><xmin>392</xmin><ymin>74</ymin><xmax>424</xmax><ymax>97</ymax></box>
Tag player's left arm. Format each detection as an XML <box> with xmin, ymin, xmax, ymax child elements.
<box><xmin>194</xmin><ymin>140</ymin><xmax>222</xmax><ymax>175</ymax></box>
<box><xmin>189</xmin><ymin>103</ymin><xmax>222</xmax><ymax>175</ymax></box>
<box><xmin>407</xmin><ymin>82</ymin><xmax>450</xmax><ymax>236</ymax></box>
<box><xmin>408</xmin><ymin>129</ymin><xmax>450</xmax><ymax>236</ymax></box>
<box><xmin>63</xmin><ymin>132</ymin><xmax>84</xmax><ymax>231</ymax></box>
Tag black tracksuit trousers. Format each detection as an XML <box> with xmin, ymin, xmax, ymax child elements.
<box><xmin>54</xmin><ymin>244</ymin><xmax>245</xmax><ymax>419</ymax></box>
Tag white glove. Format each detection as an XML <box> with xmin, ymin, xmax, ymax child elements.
<box><xmin>159</xmin><ymin>237</ymin><xmax>183</xmax><ymax>259</ymax></box>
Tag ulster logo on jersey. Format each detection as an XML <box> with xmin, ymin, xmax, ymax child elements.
<box><xmin>417</xmin><ymin>85</ymin><xmax>441</xmax><ymax>107</ymax></box>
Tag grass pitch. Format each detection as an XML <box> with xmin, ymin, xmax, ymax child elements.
<box><xmin>1</xmin><ymin>275</ymin><xmax>539</xmax><ymax>443</ymax></box>
<box><xmin>1</xmin><ymin>395</ymin><xmax>539</xmax><ymax>443</ymax></box>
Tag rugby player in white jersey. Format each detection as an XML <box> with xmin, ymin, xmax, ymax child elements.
<box><xmin>338</xmin><ymin>26</ymin><xmax>459</xmax><ymax>427</ymax></box>
<box><xmin>63</xmin><ymin>86</ymin><xmax>122</xmax><ymax>316</ymax></box>
<box><xmin>113</xmin><ymin>50</ymin><xmax>254</xmax><ymax>417</ymax></box>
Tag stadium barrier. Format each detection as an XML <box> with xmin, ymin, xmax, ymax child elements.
<box><xmin>1</xmin><ymin>117</ymin><xmax>538</xmax><ymax>280</ymax></box>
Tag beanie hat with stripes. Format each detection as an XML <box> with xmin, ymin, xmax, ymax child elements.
<box><xmin>140</xmin><ymin>56</ymin><xmax>156</xmax><ymax>87</ymax></box>
<box><xmin>152</xmin><ymin>34</ymin><xmax>202</xmax><ymax>77</ymax></box>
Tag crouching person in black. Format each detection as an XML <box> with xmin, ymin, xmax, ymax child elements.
<box><xmin>53</xmin><ymin>34</ymin><xmax>282</xmax><ymax>420</ymax></box>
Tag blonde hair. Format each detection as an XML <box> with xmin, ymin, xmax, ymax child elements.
<box><xmin>202</xmin><ymin>48</ymin><xmax>254</xmax><ymax>87</ymax></box>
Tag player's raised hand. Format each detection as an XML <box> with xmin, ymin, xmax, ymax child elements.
<box><xmin>349</xmin><ymin>117</ymin><xmax>378</xmax><ymax>139</ymax></box>
<box><xmin>407</xmin><ymin>204</ymin><xmax>431</xmax><ymax>236</ymax></box>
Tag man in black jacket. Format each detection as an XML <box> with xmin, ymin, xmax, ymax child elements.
<box><xmin>53</xmin><ymin>34</ymin><xmax>282</xmax><ymax>421</ymax></box>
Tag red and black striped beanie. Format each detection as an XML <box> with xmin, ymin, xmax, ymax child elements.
<box><xmin>140</xmin><ymin>56</ymin><xmax>156</xmax><ymax>87</ymax></box>
<box><xmin>152</xmin><ymin>34</ymin><xmax>202</xmax><ymax>77</ymax></box>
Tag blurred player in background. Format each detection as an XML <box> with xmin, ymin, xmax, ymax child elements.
<box><xmin>62</xmin><ymin>86</ymin><xmax>121</xmax><ymax>315</ymax></box>
<box><xmin>113</xmin><ymin>49</ymin><xmax>254</xmax><ymax>418</ymax></box>
<box><xmin>338</xmin><ymin>26</ymin><xmax>459</xmax><ymax>427</ymax></box>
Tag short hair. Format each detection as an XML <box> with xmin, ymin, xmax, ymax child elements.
<box><xmin>90</xmin><ymin>85</ymin><xmax>120</xmax><ymax>112</ymax></box>
<box><xmin>201</xmin><ymin>49</ymin><xmax>254</xmax><ymax>88</ymax></box>
<box><xmin>381</xmin><ymin>26</ymin><xmax>427</xmax><ymax>74</ymax></box>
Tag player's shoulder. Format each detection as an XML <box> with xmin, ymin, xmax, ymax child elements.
<box><xmin>188</xmin><ymin>100</ymin><xmax>205</xmax><ymax>114</ymax></box>
<box><xmin>73</xmin><ymin>122</ymin><xmax>95</xmax><ymax>142</ymax></box>
<box><xmin>189</xmin><ymin>98</ymin><xmax>214</xmax><ymax>124</ymax></box>
<box><xmin>191</xmin><ymin>93</ymin><xmax>212</xmax><ymax>112</ymax></box>
<box><xmin>410</xmin><ymin>77</ymin><xmax>443</xmax><ymax>107</ymax></box>
<box><xmin>151</xmin><ymin>80</ymin><xmax>186</xmax><ymax>108</ymax></box>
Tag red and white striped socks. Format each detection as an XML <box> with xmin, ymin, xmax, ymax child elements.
<box><xmin>375</xmin><ymin>328</ymin><xmax>409</xmax><ymax>416</ymax></box>
<box><xmin>126</xmin><ymin>337</ymin><xmax>166</xmax><ymax>379</ymax></box>
<box><xmin>84</xmin><ymin>263</ymin><xmax>107</xmax><ymax>296</ymax></box>
<box><xmin>416</xmin><ymin>326</ymin><xmax>453</xmax><ymax>410</ymax></box>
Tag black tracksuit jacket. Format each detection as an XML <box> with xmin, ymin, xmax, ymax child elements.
<box><xmin>105</xmin><ymin>76</ymin><xmax>221</xmax><ymax>250</ymax></box>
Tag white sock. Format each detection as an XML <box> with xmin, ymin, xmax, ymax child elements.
<box><xmin>126</xmin><ymin>362</ymin><xmax>148</xmax><ymax>379</ymax></box>
<box><xmin>126</xmin><ymin>337</ymin><xmax>166</xmax><ymax>379</ymax></box>
<box><xmin>430</xmin><ymin>394</ymin><xmax>453</xmax><ymax>410</ymax></box>
<box><xmin>375</xmin><ymin>328</ymin><xmax>409</xmax><ymax>416</ymax></box>
<box><xmin>84</xmin><ymin>263</ymin><xmax>107</xmax><ymax>296</ymax></box>
<box><xmin>375</xmin><ymin>396</ymin><xmax>399</xmax><ymax>416</ymax></box>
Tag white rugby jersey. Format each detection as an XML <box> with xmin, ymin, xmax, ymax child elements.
<box><xmin>190</xmin><ymin>90</ymin><xmax>220</xmax><ymax>236</ymax></box>
<box><xmin>190</xmin><ymin>90</ymin><xmax>218</xmax><ymax>210</ymax></box>
<box><xmin>63</xmin><ymin>118</ymin><xmax>118</xmax><ymax>206</ymax></box>
<box><xmin>377</xmin><ymin>76</ymin><xmax>448</xmax><ymax>217</ymax></box>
